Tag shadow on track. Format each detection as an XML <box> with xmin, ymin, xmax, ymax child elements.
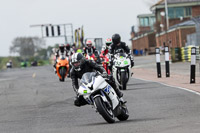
<box><xmin>79</xmin><ymin>117</ymin><xmax>164</xmax><ymax>126</ymax></box>
<box><xmin>125</xmin><ymin>86</ymin><xmax>158</xmax><ymax>91</ymax></box>
<box><xmin>127</xmin><ymin>82</ymin><xmax>153</xmax><ymax>86</ymax></box>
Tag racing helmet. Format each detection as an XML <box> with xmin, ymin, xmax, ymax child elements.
<box><xmin>71</xmin><ymin>53</ymin><xmax>85</xmax><ymax>71</ymax></box>
<box><xmin>86</xmin><ymin>40</ymin><xmax>93</xmax><ymax>48</ymax></box>
<box><xmin>112</xmin><ymin>34</ymin><xmax>121</xmax><ymax>45</ymax></box>
<box><xmin>105</xmin><ymin>38</ymin><xmax>112</xmax><ymax>47</ymax></box>
<box><xmin>59</xmin><ymin>44</ymin><xmax>65</xmax><ymax>53</ymax></box>
<box><xmin>66</xmin><ymin>44</ymin><xmax>70</xmax><ymax>50</ymax></box>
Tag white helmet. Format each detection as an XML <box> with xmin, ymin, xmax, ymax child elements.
<box><xmin>105</xmin><ymin>38</ymin><xmax>112</xmax><ymax>47</ymax></box>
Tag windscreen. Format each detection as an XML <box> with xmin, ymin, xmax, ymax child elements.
<box><xmin>80</xmin><ymin>72</ymin><xmax>96</xmax><ymax>85</ymax></box>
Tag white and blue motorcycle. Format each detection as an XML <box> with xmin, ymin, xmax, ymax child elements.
<box><xmin>112</xmin><ymin>52</ymin><xmax>131</xmax><ymax>90</ymax></box>
<box><xmin>77</xmin><ymin>72</ymin><xmax>129</xmax><ymax>123</ymax></box>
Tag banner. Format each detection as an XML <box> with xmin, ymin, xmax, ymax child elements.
<box><xmin>81</xmin><ymin>26</ymin><xmax>84</xmax><ymax>47</ymax></box>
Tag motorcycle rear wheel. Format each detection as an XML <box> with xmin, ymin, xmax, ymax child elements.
<box><xmin>117</xmin><ymin>104</ymin><xmax>129</xmax><ymax>121</ymax></box>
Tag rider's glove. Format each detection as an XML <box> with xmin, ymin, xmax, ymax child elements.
<box><xmin>102</xmin><ymin>71</ymin><xmax>108</xmax><ymax>78</ymax></box>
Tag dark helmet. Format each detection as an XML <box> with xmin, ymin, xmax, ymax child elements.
<box><xmin>66</xmin><ymin>44</ymin><xmax>70</xmax><ymax>50</ymax></box>
<box><xmin>71</xmin><ymin>53</ymin><xmax>85</xmax><ymax>71</ymax></box>
<box><xmin>59</xmin><ymin>44</ymin><xmax>65</xmax><ymax>53</ymax></box>
<box><xmin>112</xmin><ymin>34</ymin><xmax>121</xmax><ymax>45</ymax></box>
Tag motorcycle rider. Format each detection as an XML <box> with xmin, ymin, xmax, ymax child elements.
<box><xmin>53</xmin><ymin>44</ymin><xmax>68</xmax><ymax>73</ymax></box>
<box><xmin>100</xmin><ymin>38</ymin><xmax>112</xmax><ymax>57</ymax></box>
<box><xmin>110</xmin><ymin>34</ymin><xmax>134</xmax><ymax>69</ymax></box>
<box><xmin>70</xmin><ymin>53</ymin><xmax>124</xmax><ymax>107</ymax></box>
<box><xmin>6</xmin><ymin>60</ymin><xmax>13</xmax><ymax>68</ymax></box>
<box><xmin>83</xmin><ymin>40</ymin><xmax>97</xmax><ymax>56</ymax></box>
<box><xmin>65</xmin><ymin>44</ymin><xmax>73</xmax><ymax>57</ymax></box>
<box><xmin>65</xmin><ymin>44</ymin><xmax>73</xmax><ymax>77</ymax></box>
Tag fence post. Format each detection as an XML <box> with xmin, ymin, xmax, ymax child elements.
<box><xmin>190</xmin><ymin>47</ymin><xmax>196</xmax><ymax>83</ymax></box>
<box><xmin>165</xmin><ymin>46</ymin><xmax>170</xmax><ymax>77</ymax></box>
<box><xmin>156</xmin><ymin>48</ymin><xmax>161</xmax><ymax>78</ymax></box>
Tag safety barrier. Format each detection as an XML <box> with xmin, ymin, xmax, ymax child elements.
<box><xmin>171</xmin><ymin>46</ymin><xmax>200</xmax><ymax>62</ymax></box>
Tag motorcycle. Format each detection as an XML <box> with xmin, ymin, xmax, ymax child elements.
<box><xmin>85</xmin><ymin>52</ymin><xmax>96</xmax><ymax>61</ymax></box>
<box><xmin>77</xmin><ymin>72</ymin><xmax>129</xmax><ymax>123</ymax></box>
<box><xmin>56</xmin><ymin>54</ymin><xmax>69</xmax><ymax>82</ymax></box>
<box><xmin>100</xmin><ymin>53</ymin><xmax>111</xmax><ymax>75</ymax></box>
<box><xmin>112</xmin><ymin>52</ymin><xmax>131</xmax><ymax>90</ymax></box>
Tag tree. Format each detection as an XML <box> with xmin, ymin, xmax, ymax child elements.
<box><xmin>10</xmin><ymin>37</ymin><xmax>45</xmax><ymax>58</ymax></box>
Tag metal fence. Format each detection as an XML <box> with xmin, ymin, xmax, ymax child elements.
<box><xmin>186</xmin><ymin>17</ymin><xmax>200</xmax><ymax>46</ymax></box>
<box><xmin>186</xmin><ymin>33</ymin><xmax>197</xmax><ymax>46</ymax></box>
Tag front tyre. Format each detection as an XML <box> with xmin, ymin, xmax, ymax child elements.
<box><xmin>121</xmin><ymin>72</ymin><xmax>127</xmax><ymax>90</ymax></box>
<box><xmin>59</xmin><ymin>67</ymin><xmax>66</xmax><ymax>82</ymax></box>
<box><xmin>94</xmin><ymin>96</ymin><xmax>115</xmax><ymax>123</ymax></box>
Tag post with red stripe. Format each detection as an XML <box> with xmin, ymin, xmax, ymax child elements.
<box><xmin>190</xmin><ymin>47</ymin><xmax>196</xmax><ymax>84</ymax></box>
<box><xmin>156</xmin><ymin>48</ymin><xmax>161</xmax><ymax>78</ymax></box>
<box><xmin>165</xmin><ymin>46</ymin><xmax>170</xmax><ymax>77</ymax></box>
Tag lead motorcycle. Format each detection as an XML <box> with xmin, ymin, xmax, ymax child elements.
<box><xmin>77</xmin><ymin>72</ymin><xmax>129</xmax><ymax>123</ymax></box>
<box><xmin>112</xmin><ymin>51</ymin><xmax>131</xmax><ymax>90</ymax></box>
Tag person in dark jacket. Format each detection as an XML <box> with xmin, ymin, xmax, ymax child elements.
<box><xmin>70</xmin><ymin>53</ymin><xmax>123</xmax><ymax>107</ymax></box>
<box><xmin>83</xmin><ymin>40</ymin><xmax>97</xmax><ymax>56</ymax></box>
<box><xmin>110</xmin><ymin>34</ymin><xmax>134</xmax><ymax>69</ymax></box>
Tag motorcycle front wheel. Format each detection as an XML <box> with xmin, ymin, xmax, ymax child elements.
<box><xmin>121</xmin><ymin>72</ymin><xmax>127</xmax><ymax>90</ymax></box>
<box><xmin>94</xmin><ymin>96</ymin><xmax>115</xmax><ymax>123</ymax></box>
<box><xmin>59</xmin><ymin>67</ymin><xmax>66</xmax><ymax>82</ymax></box>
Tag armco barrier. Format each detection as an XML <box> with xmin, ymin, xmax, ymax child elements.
<box><xmin>172</xmin><ymin>46</ymin><xmax>199</xmax><ymax>62</ymax></box>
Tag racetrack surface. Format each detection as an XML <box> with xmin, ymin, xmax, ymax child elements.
<box><xmin>0</xmin><ymin>66</ymin><xmax>200</xmax><ymax>133</ymax></box>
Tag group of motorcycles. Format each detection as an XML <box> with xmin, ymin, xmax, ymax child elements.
<box><xmin>54</xmin><ymin>47</ymin><xmax>132</xmax><ymax>123</ymax></box>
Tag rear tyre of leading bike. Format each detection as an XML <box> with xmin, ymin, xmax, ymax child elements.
<box><xmin>117</xmin><ymin>104</ymin><xmax>129</xmax><ymax>121</ymax></box>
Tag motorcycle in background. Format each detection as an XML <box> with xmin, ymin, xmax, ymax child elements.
<box><xmin>100</xmin><ymin>53</ymin><xmax>111</xmax><ymax>75</ymax></box>
<box><xmin>85</xmin><ymin>52</ymin><xmax>96</xmax><ymax>61</ymax></box>
<box><xmin>56</xmin><ymin>54</ymin><xmax>69</xmax><ymax>82</ymax></box>
<box><xmin>112</xmin><ymin>52</ymin><xmax>131</xmax><ymax>90</ymax></box>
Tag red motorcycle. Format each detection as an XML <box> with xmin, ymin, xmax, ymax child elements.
<box><xmin>85</xmin><ymin>53</ymin><xmax>96</xmax><ymax>61</ymax></box>
<box><xmin>100</xmin><ymin>51</ymin><xmax>111</xmax><ymax>75</ymax></box>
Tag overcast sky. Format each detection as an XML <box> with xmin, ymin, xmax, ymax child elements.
<box><xmin>0</xmin><ymin>0</ymin><xmax>157</xmax><ymax>56</ymax></box>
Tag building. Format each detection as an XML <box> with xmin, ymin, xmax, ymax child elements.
<box><xmin>131</xmin><ymin>0</ymin><xmax>200</xmax><ymax>55</ymax></box>
<box><xmin>131</xmin><ymin>14</ymin><xmax>156</xmax><ymax>55</ymax></box>
<box><xmin>137</xmin><ymin>14</ymin><xmax>156</xmax><ymax>34</ymax></box>
<box><xmin>151</xmin><ymin>0</ymin><xmax>200</xmax><ymax>47</ymax></box>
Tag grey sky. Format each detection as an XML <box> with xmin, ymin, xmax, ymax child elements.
<box><xmin>0</xmin><ymin>0</ymin><xmax>155</xmax><ymax>56</ymax></box>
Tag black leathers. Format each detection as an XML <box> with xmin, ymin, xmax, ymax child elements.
<box><xmin>110</xmin><ymin>42</ymin><xmax>130</xmax><ymax>55</ymax></box>
<box><xmin>70</xmin><ymin>60</ymin><xmax>106</xmax><ymax>91</ymax></box>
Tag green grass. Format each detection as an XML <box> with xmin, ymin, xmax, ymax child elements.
<box><xmin>0</xmin><ymin>56</ymin><xmax>50</xmax><ymax>70</ymax></box>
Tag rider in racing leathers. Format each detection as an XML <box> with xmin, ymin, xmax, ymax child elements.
<box><xmin>53</xmin><ymin>44</ymin><xmax>68</xmax><ymax>73</ymax></box>
<box><xmin>100</xmin><ymin>38</ymin><xmax>112</xmax><ymax>58</ymax></box>
<box><xmin>109</xmin><ymin>34</ymin><xmax>134</xmax><ymax>72</ymax></box>
<box><xmin>83</xmin><ymin>40</ymin><xmax>97</xmax><ymax>56</ymax></box>
<box><xmin>70</xmin><ymin>53</ymin><xmax>123</xmax><ymax>107</ymax></box>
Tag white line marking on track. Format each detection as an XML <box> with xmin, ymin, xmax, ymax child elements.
<box><xmin>133</xmin><ymin>77</ymin><xmax>200</xmax><ymax>96</ymax></box>
<box><xmin>0</xmin><ymin>78</ymin><xmax>17</xmax><ymax>82</ymax></box>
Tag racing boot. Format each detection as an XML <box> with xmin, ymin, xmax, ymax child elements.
<box><xmin>53</xmin><ymin>63</ymin><xmax>57</xmax><ymax>74</ymax></box>
<box><xmin>74</xmin><ymin>95</ymin><xmax>88</xmax><ymax>107</ymax></box>
<box><xmin>114</xmin><ymin>86</ymin><xmax>123</xmax><ymax>98</ymax></box>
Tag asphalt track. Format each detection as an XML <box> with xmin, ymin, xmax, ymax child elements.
<box><xmin>0</xmin><ymin>66</ymin><xmax>200</xmax><ymax>133</ymax></box>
